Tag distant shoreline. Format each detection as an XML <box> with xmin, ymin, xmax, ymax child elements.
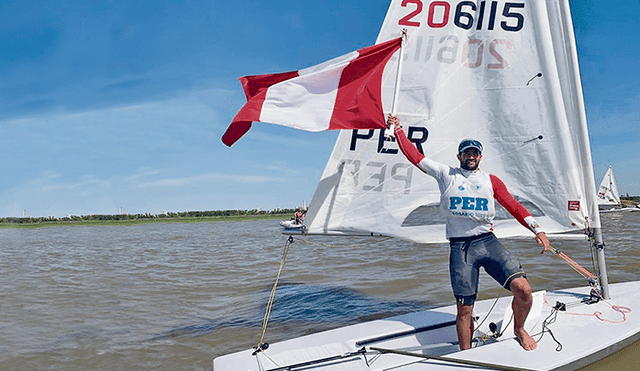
<box><xmin>3</xmin><ymin>198</ymin><xmax>637</xmax><ymax>230</ymax></box>
<box><xmin>0</xmin><ymin>213</ymin><xmax>292</xmax><ymax>230</ymax></box>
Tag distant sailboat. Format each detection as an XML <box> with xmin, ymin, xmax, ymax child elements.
<box><xmin>597</xmin><ymin>166</ymin><xmax>621</xmax><ymax>212</ymax></box>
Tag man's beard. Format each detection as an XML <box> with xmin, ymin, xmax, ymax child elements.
<box><xmin>460</xmin><ymin>160</ymin><xmax>479</xmax><ymax>170</ymax></box>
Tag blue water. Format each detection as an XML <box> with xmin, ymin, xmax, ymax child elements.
<box><xmin>0</xmin><ymin>212</ymin><xmax>638</xmax><ymax>370</ymax></box>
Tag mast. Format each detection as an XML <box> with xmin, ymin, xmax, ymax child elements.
<box><xmin>558</xmin><ymin>0</ymin><xmax>609</xmax><ymax>298</ymax></box>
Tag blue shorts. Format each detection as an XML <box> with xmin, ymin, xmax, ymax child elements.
<box><xmin>449</xmin><ymin>232</ymin><xmax>526</xmax><ymax>305</ymax></box>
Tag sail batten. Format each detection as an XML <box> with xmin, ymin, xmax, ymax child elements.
<box><xmin>305</xmin><ymin>0</ymin><xmax>599</xmax><ymax>244</ymax></box>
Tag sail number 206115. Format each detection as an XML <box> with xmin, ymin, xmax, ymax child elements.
<box><xmin>399</xmin><ymin>1</ymin><xmax>525</xmax><ymax>32</ymax></box>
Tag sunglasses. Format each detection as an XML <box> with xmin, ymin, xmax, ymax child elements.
<box><xmin>458</xmin><ymin>140</ymin><xmax>483</xmax><ymax>153</ymax></box>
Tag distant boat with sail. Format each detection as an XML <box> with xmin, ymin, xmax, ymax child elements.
<box><xmin>214</xmin><ymin>1</ymin><xmax>640</xmax><ymax>370</ymax></box>
<box><xmin>597</xmin><ymin>166</ymin><xmax>621</xmax><ymax>212</ymax></box>
<box><xmin>597</xmin><ymin>166</ymin><xmax>638</xmax><ymax>213</ymax></box>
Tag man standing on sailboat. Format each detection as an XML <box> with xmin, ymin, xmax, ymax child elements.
<box><xmin>387</xmin><ymin>114</ymin><xmax>550</xmax><ymax>351</ymax></box>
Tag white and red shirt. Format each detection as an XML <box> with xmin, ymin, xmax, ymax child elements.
<box><xmin>395</xmin><ymin>126</ymin><xmax>543</xmax><ymax>239</ymax></box>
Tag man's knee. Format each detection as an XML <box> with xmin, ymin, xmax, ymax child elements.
<box><xmin>509</xmin><ymin>277</ymin><xmax>532</xmax><ymax>300</ymax></box>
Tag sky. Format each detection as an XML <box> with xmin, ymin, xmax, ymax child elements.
<box><xmin>0</xmin><ymin>0</ymin><xmax>638</xmax><ymax>218</ymax></box>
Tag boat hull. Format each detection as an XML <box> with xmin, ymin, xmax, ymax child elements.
<box><xmin>279</xmin><ymin>219</ymin><xmax>305</xmax><ymax>229</ymax></box>
<box><xmin>213</xmin><ymin>281</ymin><xmax>640</xmax><ymax>370</ymax></box>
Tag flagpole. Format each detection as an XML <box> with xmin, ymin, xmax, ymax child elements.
<box><xmin>385</xmin><ymin>29</ymin><xmax>407</xmax><ymax>138</ymax></box>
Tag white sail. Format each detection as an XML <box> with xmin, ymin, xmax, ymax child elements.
<box><xmin>304</xmin><ymin>0</ymin><xmax>600</xmax><ymax>243</ymax></box>
<box><xmin>597</xmin><ymin>166</ymin><xmax>621</xmax><ymax>206</ymax></box>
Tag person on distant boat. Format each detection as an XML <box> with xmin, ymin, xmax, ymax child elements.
<box><xmin>387</xmin><ymin>114</ymin><xmax>550</xmax><ymax>351</ymax></box>
<box><xmin>294</xmin><ymin>208</ymin><xmax>304</xmax><ymax>225</ymax></box>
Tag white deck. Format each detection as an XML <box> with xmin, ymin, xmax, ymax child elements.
<box><xmin>213</xmin><ymin>281</ymin><xmax>640</xmax><ymax>371</ymax></box>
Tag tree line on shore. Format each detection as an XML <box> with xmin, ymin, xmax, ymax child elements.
<box><xmin>0</xmin><ymin>208</ymin><xmax>296</xmax><ymax>225</ymax></box>
<box><xmin>621</xmin><ymin>195</ymin><xmax>640</xmax><ymax>207</ymax></box>
<box><xmin>3</xmin><ymin>196</ymin><xmax>638</xmax><ymax>226</ymax></box>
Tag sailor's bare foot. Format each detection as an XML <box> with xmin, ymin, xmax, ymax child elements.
<box><xmin>514</xmin><ymin>327</ymin><xmax>537</xmax><ymax>350</ymax></box>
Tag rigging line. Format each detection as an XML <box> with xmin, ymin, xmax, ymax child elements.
<box><xmin>547</xmin><ymin>245</ymin><xmax>597</xmax><ymax>282</ymax></box>
<box><xmin>472</xmin><ymin>270</ymin><xmax>522</xmax><ymax>342</ymax></box>
<box><xmin>255</xmin><ymin>350</ymin><xmax>280</xmax><ymax>371</ymax></box>
<box><xmin>558</xmin><ymin>304</ymin><xmax>631</xmax><ymax>324</ymax></box>
<box><xmin>369</xmin><ymin>347</ymin><xmax>536</xmax><ymax>371</ymax></box>
<box><xmin>261</xmin><ymin>348</ymin><xmax>368</xmax><ymax>371</ymax></box>
<box><xmin>587</xmin><ymin>288</ymin><xmax>632</xmax><ymax>324</ymax></box>
<box><xmin>255</xmin><ymin>236</ymin><xmax>294</xmax><ymax>353</ymax></box>
<box><xmin>531</xmin><ymin>306</ymin><xmax>563</xmax><ymax>352</ymax></box>
<box><xmin>584</xmin><ymin>218</ymin><xmax>602</xmax><ymax>287</ymax></box>
<box><xmin>541</xmin><ymin>290</ymin><xmax>631</xmax><ymax>325</ymax></box>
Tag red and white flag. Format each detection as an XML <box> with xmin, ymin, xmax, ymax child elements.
<box><xmin>222</xmin><ymin>37</ymin><xmax>403</xmax><ymax>147</ymax></box>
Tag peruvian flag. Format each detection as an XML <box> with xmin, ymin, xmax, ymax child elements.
<box><xmin>222</xmin><ymin>37</ymin><xmax>403</xmax><ymax>147</ymax></box>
